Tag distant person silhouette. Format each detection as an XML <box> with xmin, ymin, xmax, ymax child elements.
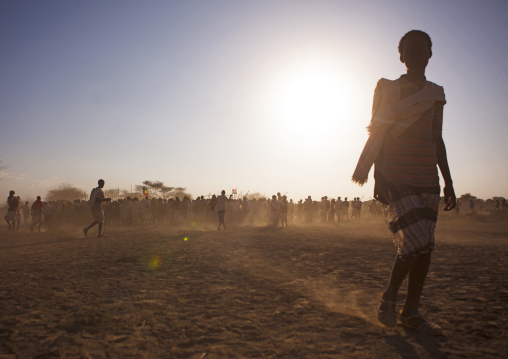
<box><xmin>341</xmin><ymin>197</ymin><xmax>349</xmax><ymax>220</ymax></box>
<box><xmin>270</xmin><ymin>195</ymin><xmax>279</xmax><ymax>227</ymax></box>
<box><xmin>5</xmin><ymin>190</ymin><xmax>19</xmax><ymax>230</ymax></box>
<box><xmin>279</xmin><ymin>195</ymin><xmax>289</xmax><ymax>227</ymax></box>
<box><xmin>83</xmin><ymin>179</ymin><xmax>111</xmax><ymax>238</ymax></box>
<box><xmin>328</xmin><ymin>198</ymin><xmax>335</xmax><ymax>223</ymax></box>
<box><xmin>22</xmin><ymin>201</ymin><xmax>30</xmax><ymax>224</ymax></box>
<box><xmin>15</xmin><ymin>196</ymin><xmax>22</xmax><ymax>230</ymax></box>
<box><xmin>216</xmin><ymin>190</ymin><xmax>227</xmax><ymax>230</ymax></box>
<box><xmin>31</xmin><ymin>196</ymin><xmax>44</xmax><ymax>232</ymax></box>
<box><xmin>352</xmin><ymin>30</ymin><xmax>456</xmax><ymax>335</ymax></box>
<box><xmin>304</xmin><ymin>196</ymin><xmax>313</xmax><ymax>222</ymax></box>
<box><xmin>335</xmin><ymin>196</ymin><xmax>343</xmax><ymax>221</ymax></box>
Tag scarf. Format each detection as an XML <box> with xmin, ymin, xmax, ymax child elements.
<box><xmin>352</xmin><ymin>78</ymin><xmax>446</xmax><ymax>186</ymax></box>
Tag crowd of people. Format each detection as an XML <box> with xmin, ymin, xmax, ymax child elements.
<box><xmin>4</xmin><ymin>185</ymin><xmax>389</xmax><ymax>233</ymax></box>
<box><xmin>4</xmin><ymin>186</ymin><xmax>507</xmax><ymax>235</ymax></box>
<box><xmin>4</xmin><ymin>191</ymin><xmax>45</xmax><ymax>232</ymax></box>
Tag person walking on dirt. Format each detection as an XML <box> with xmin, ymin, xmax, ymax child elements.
<box><xmin>352</xmin><ymin>30</ymin><xmax>456</xmax><ymax>336</ymax></box>
<box><xmin>5</xmin><ymin>190</ymin><xmax>19</xmax><ymax>230</ymax></box>
<box><xmin>83</xmin><ymin>179</ymin><xmax>111</xmax><ymax>238</ymax></box>
<box><xmin>31</xmin><ymin>196</ymin><xmax>44</xmax><ymax>232</ymax></box>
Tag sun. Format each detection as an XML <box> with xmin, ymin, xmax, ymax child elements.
<box><xmin>274</xmin><ymin>66</ymin><xmax>355</xmax><ymax>147</ymax></box>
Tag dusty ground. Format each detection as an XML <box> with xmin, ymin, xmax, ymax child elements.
<box><xmin>0</xmin><ymin>215</ymin><xmax>506</xmax><ymax>358</ymax></box>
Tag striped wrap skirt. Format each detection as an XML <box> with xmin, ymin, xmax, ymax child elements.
<box><xmin>386</xmin><ymin>185</ymin><xmax>440</xmax><ymax>259</ymax></box>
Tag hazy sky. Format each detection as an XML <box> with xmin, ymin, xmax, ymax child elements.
<box><xmin>1</xmin><ymin>0</ymin><xmax>507</xmax><ymax>201</ymax></box>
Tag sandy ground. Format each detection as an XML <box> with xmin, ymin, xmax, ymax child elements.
<box><xmin>0</xmin><ymin>215</ymin><xmax>506</xmax><ymax>358</ymax></box>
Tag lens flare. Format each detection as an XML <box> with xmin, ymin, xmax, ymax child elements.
<box><xmin>148</xmin><ymin>255</ymin><xmax>162</xmax><ymax>270</ymax></box>
<box><xmin>184</xmin><ymin>236</ymin><xmax>188</xmax><ymax>241</ymax></box>
<box><xmin>190</xmin><ymin>221</ymin><xmax>197</xmax><ymax>228</ymax></box>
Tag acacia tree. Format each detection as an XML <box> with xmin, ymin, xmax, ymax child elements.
<box><xmin>119</xmin><ymin>189</ymin><xmax>140</xmax><ymax>198</ymax></box>
<box><xmin>173</xmin><ymin>186</ymin><xmax>191</xmax><ymax>199</ymax></box>
<box><xmin>459</xmin><ymin>193</ymin><xmax>477</xmax><ymax>202</ymax></box>
<box><xmin>104</xmin><ymin>188</ymin><xmax>120</xmax><ymax>201</ymax></box>
<box><xmin>459</xmin><ymin>193</ymin><xmax>477</xmax><ymax>206</ymax></box>
<box><xmin>160</xmin><ymin>185</ymin><xmax>175</xmax><ymax>198</ymax></box>
<box><xmin>141</xmin><ymin>180</ymin><xmax>164</xmax><ymax>198</ymax></box>
<box><xmin>46</xmin><ymin>183</ymin><xmax>87</xmax><ymax>201</ymax></box>
<box><xmin>136</xmin><ymin>180</ymin><xmax>190</xmax><ymax>199</ymax></box>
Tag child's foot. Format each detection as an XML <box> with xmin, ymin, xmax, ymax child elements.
<box><xmin>378</xmin><ymin>297</ymin><xmax>397</xmax><ymax>327</ymax></box>
<box><xmin>97</xmin><ymin>234</ymin><xmax>106</xmax><ymax>238</ymax></box>
<box><xmin>399</xmin><ymin>312</ymin><xmax>443</xmax><ymax>336</ymax></box>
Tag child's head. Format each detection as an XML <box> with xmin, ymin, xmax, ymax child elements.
<box><xmin>398</xmin><ymin>30</ymin><xmax>432</xmax><ymax>70</ymax></box>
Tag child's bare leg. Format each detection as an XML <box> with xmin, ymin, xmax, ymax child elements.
<box><xmin>402</xmin><ymin>252</ymin><xmax>431</xmax><ymax>316</ymax></box>
<box><xmin>382</xmin><ymin>254</ymin><xmax>417</xmax><ymax>303</ymax></box>
<box><xmin>83</xmin><ymin>221</ymin><xmax>99</xmax><ymax>236</ymax></box>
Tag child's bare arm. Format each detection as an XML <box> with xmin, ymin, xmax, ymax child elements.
<box><xmin>433</xmin><ymin>103</ymin><xmax>456</xmax><ymax>211</ymax></box>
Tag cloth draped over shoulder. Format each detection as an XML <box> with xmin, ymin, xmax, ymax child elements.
<box><xmin>352</xmin><ymin>78</ymin><xmax>446</xmax><ymax>186</ymax></box>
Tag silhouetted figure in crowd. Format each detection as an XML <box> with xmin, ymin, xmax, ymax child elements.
<box><xmin>335</xmin><ymin>196</ymin><xmax>343</xmax><ymax>221</ymax></box>
<box><xmin>341</xmin><ymin>197</ymin><xmax>349</xmax><ymax>220</ymax></box>
<box><xmin>209</xmin><ymin>194</ymin><xmax>217</xmax><ymax>211</ymax></box>
<box><xmin>328</xmin><ymin>198</ymin><xmax>335</xmax><ymax>223</ymax></box>
<box><xmin>270</xmin><ymin>195</ymin><xmax>279</xmax><ymax>227</ymax></box>
<box><xmin>5</xmin><ymin>191</ymin><xmax>19</xmax><ymax>230</ymax></box>
<box><xmin>31</xmin><ymin>196</ymin><xmax>44</xmax><ymax>232</ymax></box>
<box><xmin>15</xmin><ymin>196</ymin><xmax>22</xmax><ymax>230</ymax></box>
<box><xmin>279</xmin><ymin>195</ymin><xmax>288</xmax><ymax>227</ymax></box>
<box><xmin>304</xmin><ymin>196</ymin><xmax>313</xmax><ymax>222</ymax></box>
<box><xmin>22</xmin><ymin>201</ymin><xmax>30</xmax><ymax>224</ymax></box>
<box><xmin>216</xmin><ymin>190</ymin><xmax>227</xmax><ymax>230</ymax></box>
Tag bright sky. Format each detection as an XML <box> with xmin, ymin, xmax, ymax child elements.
<box><xmin>1</xmin><ymin>0</ymin><xmax>507</xmax><ymax>201</ymax></box>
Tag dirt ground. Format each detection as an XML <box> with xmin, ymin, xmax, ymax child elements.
<box><xmin>0</xmin><ymin>215</ymin><xmax>506</xmax><ymax>358</ymax></box>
